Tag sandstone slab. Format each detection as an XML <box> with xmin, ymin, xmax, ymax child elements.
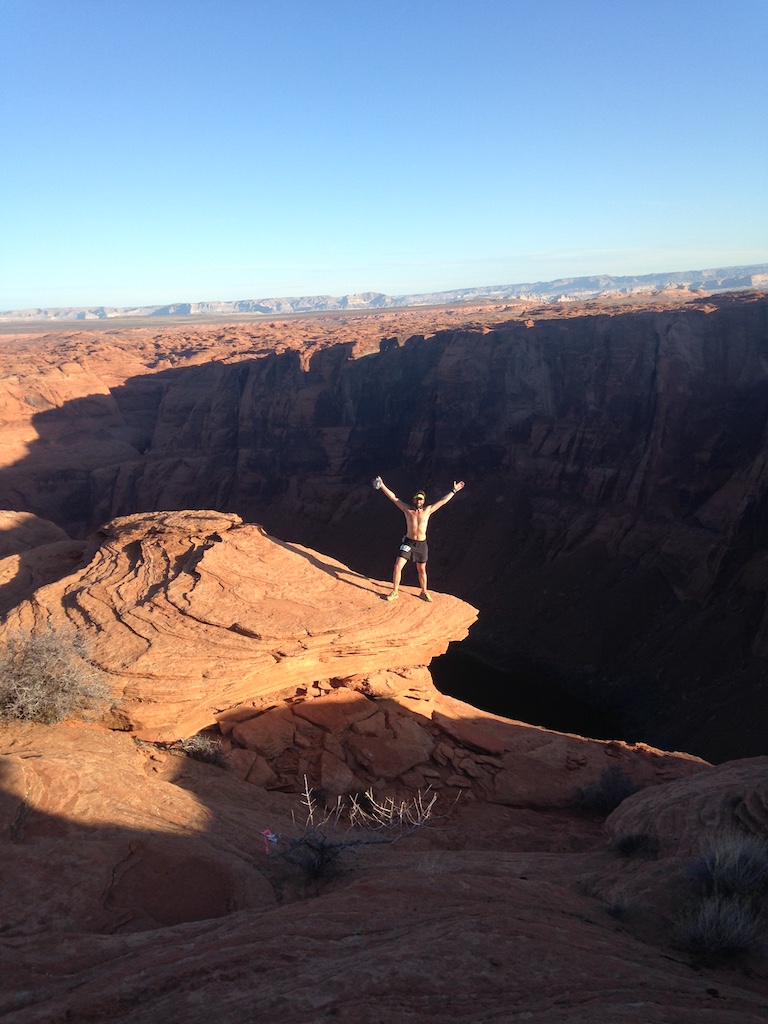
<box><xmin>0</xmin><ymin>511</ymin><xmax>71</xmax><ymax>557</ymax></box>
<box><xmin>291</xmin><ymin>687</ymin><xmax>378</xmax><ymax>732</ymax></box>
<box><xmin>0</xmin><ymin>722</ymin><xmax>281</xmax><ymax>936</ymax></box>
<box><xmin>0</xmin><ymin>510</ymin><xmax>478</xmax><ymax>739</ymax></box>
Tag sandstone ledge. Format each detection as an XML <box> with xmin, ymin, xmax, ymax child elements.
<box><xmin>0</xmin><ymin>510</ymin><xmax>478</xmax><ymax>739</ymax></box>
<box><xmin>219</xmin><ymin>673</ymin><xmax>709</xmax><ymax>808</ymax></box>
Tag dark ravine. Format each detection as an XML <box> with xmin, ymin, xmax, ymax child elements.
<box><xmin>429</xmin><ymin>645</ymin><xmax>627</xmax><ymax>742</ymax></box>
<box><xmin>4</xmin><ymin>292</ymin><xmax>768</xmax><ymax>762</ymax></box>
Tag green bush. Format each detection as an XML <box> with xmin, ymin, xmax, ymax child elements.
<box><xmin>0</xmin><ymin>624</ymin><xmax>110</xmax><ymax>724</ymax></box>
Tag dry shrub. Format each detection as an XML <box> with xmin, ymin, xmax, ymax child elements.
<box><xmin>0</xmin><ymin>624</ymin><xmax>110</xmax><ymax>724</ymax></box>
<box><xmin>676</xmin><ymin>893</ymin><xmax>765</xmax><ymax>958</ymax></box>
<box><xmin>677</xmin><ymin>831</ymin><xmax>768</xmax><ymax>959</ymax></box>
<box><xmin>282</xmin><ymin>776</ymin><xmax>437</xmax><ymax>881</ymax></box>
<box><xmin>688</xmin><ymin>831</ymin><xmax>768</xmax><ymax>898</ymax></box>
<box><xmin>575</xmin><ymin>765</ymin><xmax>641</xmax><ymax>815</ymax></box>
<box><xmin>177</xmin><ymin>734</ymin><xmax>229</xmax><ymax>768</ymax></box>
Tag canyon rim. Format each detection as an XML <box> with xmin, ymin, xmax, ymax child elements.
<box><xmin>3</xmin><ymin>291</ymin><xmax>768</xmax><ymax>759</ymax></box>
<box><xmin>1</xmin><ymin>291</ymin><xmax>768</xmax><ymax>1022</ymax></box>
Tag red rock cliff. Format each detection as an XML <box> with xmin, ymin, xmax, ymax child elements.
<box><xmin>3</xmin><ymin>293</ymin><xmax>768</xmax><ymax>758</ymax></box>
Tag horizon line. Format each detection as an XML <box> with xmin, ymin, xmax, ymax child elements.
<box><xmin>3</xmin><ymin>261</ymin><xmax>767</xmax><ymax>321</ymax></box>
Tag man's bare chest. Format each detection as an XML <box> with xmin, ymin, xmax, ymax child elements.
<box><xmin>404</xmin><ymin>508</ymin><xmax>430</xmax><ymax>538</ymax></box>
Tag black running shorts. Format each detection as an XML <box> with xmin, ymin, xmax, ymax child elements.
<box><xmin>397</xmin><ymin>537</ymin><xmax>428</xmax><ymax>564</ymax></box>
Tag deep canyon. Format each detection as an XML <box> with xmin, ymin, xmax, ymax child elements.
<box><xmin>2</xmin><ymin>291</ymin><xmax>768</xmax><ymax>761</ymax></box>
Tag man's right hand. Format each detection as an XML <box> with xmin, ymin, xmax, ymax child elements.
<box><xmin>372</xmin><ymin>475</ymin><xmax>383</xmax><ymax>490</ymax></box>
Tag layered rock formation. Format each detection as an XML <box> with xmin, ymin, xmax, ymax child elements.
<box><xmin>0</xmin><ymin>508</ymin><xmax>694</xmax><ymax>805</ymax></box>
<box><xmin>2</xmin><ymin>261</ymin><xmax>765</xmax><ymax>320</ymax></box>
<box><xmin>0</xmin><ymin>510</ymin><xmax>477</xmax><ymax>739</ymax></box>
<box><xmin>2</xmin><ymin>294</ymin><xmax>768</xmax><ymax>759</ymax></box>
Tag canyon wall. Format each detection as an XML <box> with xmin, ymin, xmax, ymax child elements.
<box><xmin>3</xmin><ymin>294</ymin><xmax>768</xmax><ymax>759</ymax></box>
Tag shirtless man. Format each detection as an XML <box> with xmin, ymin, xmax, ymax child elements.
<box><xmin>372</xmin><ymin>476</ymin><xmax>465</xmax><ymax>602</ymax></box>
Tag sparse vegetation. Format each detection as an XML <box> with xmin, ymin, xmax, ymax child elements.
<box><xmin>676</xmin><ymin>893</ymin><xmax>765</xmax><ymax>958</ymax></box>
<box><xmin>574</xmin><ymin>765</ymin><xmax>641</xmax><ymax>815</ymax></box>
<box><xmin>177</xmin><ymin>734</ymin><xmax>230</xmax><ymax>768</ymax></box>
<box><xmin>281</xmin><ymin>776</ymin><xmax>437</xmax><ymax>882</ymax></box>
<box><xmin>687</xmin><ymin>831</ymin><xmax>768</xmax><ymax>898</ymax></box>
<box><xmin>676</xmin><ymin>831</ymin><xmax>768</xmax><ymax>960</ymax></box>
<box><xmin>0</xmin><ymin>624</ymin><xmax>110</xmax><ymax>724</ymax></box>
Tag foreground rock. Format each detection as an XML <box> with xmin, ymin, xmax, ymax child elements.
<box><xmin>221</xmin><ymin>678</ymin><xmax>710</xmax><ymax>809</ymax></box>
<box><xmin>1</xmin><ymin>720</ymin><xmax>766</xmax><ymax>1024</ymax></box>
<box><xmin>606</xmin><ymin>757</ymin><xmax>768</xmax><ymax>857</ymax></box>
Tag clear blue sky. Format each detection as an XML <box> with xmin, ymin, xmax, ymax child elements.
<box><xmin>1</xmin><ymin>0</ymin><xmax>766</xmax><ymax>310</ymax></box>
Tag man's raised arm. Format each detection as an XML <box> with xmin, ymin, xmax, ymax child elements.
<box><xmin>428</xmin><ymin>480</ymin><xmax>465</xmax><ymax>512</ymax></box>
<box><xmin>372</xmin><ymin>476</ymin><xmax>409</xmax><ymax>510</ymax></box>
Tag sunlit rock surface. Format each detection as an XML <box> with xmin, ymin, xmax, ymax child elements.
<box><xmin>0</xmin><ymin>510</ymin><xmax>477</xmax><ymax>739</ymax></box>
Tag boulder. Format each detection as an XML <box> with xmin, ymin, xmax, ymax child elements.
<box><xmin>232</xmin><ymin>707</ymin><xmax>295</xmax><ymax>759</ymax></box>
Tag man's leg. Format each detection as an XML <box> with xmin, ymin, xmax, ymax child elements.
<box><xmin>416</xmin><ymin>560</ymin><xmax>431</xmax><ymax>601</ymax></box>
<box><xmin>389</xmin><ymin>556</ymin><xmax>407</xmax><ymax>600</ymax></box>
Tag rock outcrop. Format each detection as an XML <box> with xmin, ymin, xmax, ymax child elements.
<box><xmin>1</xmin><ymin>507</ymin><xmax>702</xmax><ymax>805</ymax></box>
<box><xmin>0</xmin><ymin>510</ymin><xmax>477</xmax><ymax>740</ymax></box>
<box><xmin>606</xmin><ymin>757</ymin><xmax>768</xmax><ymax>857</ymax></box>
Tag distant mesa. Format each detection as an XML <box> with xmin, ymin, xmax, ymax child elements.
<box><xmin>2</xmin><ymin>263</ymin><xmax>767</xmax><ymax>322</ymax></box>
